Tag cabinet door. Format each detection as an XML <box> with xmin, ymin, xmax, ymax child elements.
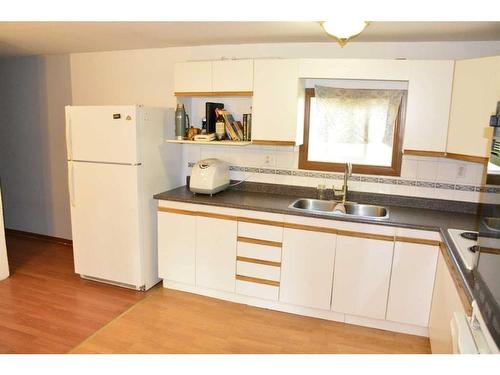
<box><xmin>332</xmin><ymin>235</ymin><xmax>394</xmax><ymax>319</ymax></box>
<box><xmin>447</xmin><ymin>56</ymin><xmax>500</xmax><ymax>158</ymax></box>
<box><xmin>174</xmin><ymin>61</ymin><xmax>212</xmax><ymax>92</ymax></box>
<box><xmin>280</xmin><ymin>228</ymin><xmax>336</xmax><ymax>310</ymax></box>
<box><xmin>212</xmin><ymin>60</ymin><xmax>254</xmax><ymax>92</ymax></box>
<box><xmin>252</xmin><ymin>59</ymin><xmax>304</xmax><ymax>144</ymax></box>
<box><xmin>403</xmin><ymin>60</ymin><xmax>455</xmax><ymax>152</ymax></box>
<box><xmin>386</xmin><ymin>242</ymin><xmax>438</xmax><ymax>327</ymax></box>
<box><xmin>429</xmin><ymin>251</ymin><xmax>467</xmax><ymax>353</ymax></box>
<box><xmin>157</xmin><ymin>211</ymin><xmax>196</xmax><ymax>285</ymax></box>
<box><xmin>195</xmin><ymin>216</ymin><xmax>237</xmax><ymax>292</ymax></box>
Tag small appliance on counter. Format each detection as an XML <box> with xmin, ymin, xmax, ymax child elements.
<box><xmin>190</xmin><ymin>158</ymin><xmax>230</xmax><ymax>195</ymax></box>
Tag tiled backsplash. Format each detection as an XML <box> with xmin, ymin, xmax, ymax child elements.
<box><xmin>182</xmin><ymin>144</ymin><xmax>499</xmax><ymax>203</ymax></box>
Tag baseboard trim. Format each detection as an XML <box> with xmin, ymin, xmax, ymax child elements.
<box><xmin>5</xmin><ymin>228</ymin><xmax>72</xmax><ymax>246</ymax></box>
<box><xmin>162</xmin><ymin>280</ymin><xmax>429</xmax><ymax>337</ymax></box>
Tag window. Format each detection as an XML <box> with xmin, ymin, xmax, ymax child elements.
<box><xmin>299</xmin><ymin>84</ymin><xmax>406</xmax><ymax>176</ymax></box>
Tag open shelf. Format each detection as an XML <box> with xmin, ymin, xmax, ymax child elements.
<box><xmin>174</xmin><ymin>91</ymin><xmax>253</xmax><ymax>97</ymax></box>
<box><xmin>165</xmin><ymin>139</ymin><xmax>252</xmax><ymax>146</ymax></box>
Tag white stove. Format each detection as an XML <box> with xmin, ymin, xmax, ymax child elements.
<box><xmin>447</xmin><ymin>229</ymin><xmax>479</xmax><ymax>270</ymax></box>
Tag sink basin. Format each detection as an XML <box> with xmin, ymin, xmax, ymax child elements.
<box><xmin>289</xmin><ymin>198</ymin><xmax>389</xmax><ymax>220</ymax></box>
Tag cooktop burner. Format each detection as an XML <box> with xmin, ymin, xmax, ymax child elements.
<box><xmin>461</xmin><ymin>231</ymin><xmax>478</xmax><ymax>241</ymax></box>
<box><xmin>469</xmin><ymin>245</ymin><xmax>479</xmax><ymax>253</ymax></box>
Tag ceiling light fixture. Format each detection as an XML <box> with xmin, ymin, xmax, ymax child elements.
<box><xmin>321</xmin><ymin>20</ymin><xmax>369</xmax><ymax>47</ymax></box>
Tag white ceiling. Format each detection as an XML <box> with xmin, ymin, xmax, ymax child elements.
<box><xmin>1</xmin><ymin>21</ymin><xmax>500</xmax><ymax>57</ymax></box>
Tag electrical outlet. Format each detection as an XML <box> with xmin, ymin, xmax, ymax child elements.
<box><xmin>265</xmin><ymin>155</ymin><xmax>274</xmax><ymax>165</ymax></box>
<box><xmin>457</xmin><ymin>164</ymin><xmax>466</xmax><ymax>178</ymax></box>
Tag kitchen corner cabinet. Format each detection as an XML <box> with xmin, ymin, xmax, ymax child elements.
<box><xmin>174</xmin><ymin>60</ymin><xmax>253</xmax><ymax>93</ymax></box>
<box><xmin>158</xmin><ymin>210</ymin><xmax>196</xmax><ymax>285</ymax></box>
<box><xmin>332</xmin><ymin>236</ymin><xmax>394</xmax><ymax>320</ymax></box>
<box><xmin>447</xmin><ymin>55</ymin><xmax>500</xmax><ymax>158</ymax></box>
<box><xmin>280</xmin><ymin>228</ymin><xmax>336</xmax><ymax>310</ymax></box>
<box><xmin>252</xmin><ymin>59</ymin><xmax>305</xmax><ymax>145</ymax></box>
<box><xmin>386</xmin><ymin>241</ymin><xmax>438</xmax><ymax>327</ymax></box>
<box><xmin>195</xmin><ymin>216</ymin><xmax>237</xmax><ymax>292</ymax></box>
<box><xmin>429</xmin><ymin>251</ymin><xmax>468</xmax><ymax>353</ymax></box>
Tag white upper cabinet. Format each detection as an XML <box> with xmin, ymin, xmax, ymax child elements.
<box><xmin>280</xmin><ymin>228</ymin><xmax>336</xmax><ymax>310</ymax></box>
<box><xmin>212</xmin><ymin>60</ymin><xmax>254</xmax><ymax>92</ymax></box>
<box><xmin>252</xmin><ymin>59</ymin><xmax>304</xmax><ymax>144</ymax></box>
<box><xmin>332</xmin><ymin>235</ymin><xmax>394</xmax><ymax>320</ymax></box>
<box><xmin>174</xmin><ymin>61</ymin><xmax>212</xmax><ymax>93</ymax></box>
<box><xmin>404</xmin><ymin>60</ymin><xmax>455</xmax><ymax>153</ymax></box>
<box><xmin>386</xmin><ymin>241</ymin><xmax>439</xmax><ymax>327</ymax></box>
<box><xmin>195</xmin><ymin>216</ymin><xmax>237</xmax><ymax>292</ymax></box>
<box><xmin>174</xmin><ymin>60</ymin><xmax>254</xmax><ymax>93</ymax></box>
<box><xmin>447</xmin><ymin>56</ymin><xmax>500</xmax><ymax>158</ymax></box>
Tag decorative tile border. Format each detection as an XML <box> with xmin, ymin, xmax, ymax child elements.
<box><xmin>187</xmin><ymin>162</ymin><xmax>500</xmax><ymax>194</ymax></box>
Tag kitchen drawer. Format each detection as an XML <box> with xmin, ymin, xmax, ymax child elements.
<box><xmin>238</xmin><ymin>221</ymin><xmax>283</xmax><ymax>242</ymax></box>
<box><xmin>236</xmin><ymin>280</ymin><xmax>279</xmax><ymax>301</ymax></box>
<box><xmin>237</xmin><ymin>241</ymin><xmax>282</xmax><ymax>262</ymax></box>
<box><xmin>236</xmin><ymin>260</ymin><xmax>281</xmax><ymax>282</ymax></box>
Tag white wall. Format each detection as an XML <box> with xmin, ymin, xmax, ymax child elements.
<box><xmin>1</xmin><ymin>41</ymin><xmax>499</xmax><ymax>240</ymax></box>
<box><xmin>0</xmin><ymin>54</ymin><xmax>73</xmax><ymax>239</ymax></box>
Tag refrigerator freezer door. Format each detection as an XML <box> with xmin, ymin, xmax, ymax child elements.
<box><xmin>69</xmin><ymin>161</ymin><xmax>143</xmax><ymax>287</ymax></box>
<box><xmin>66</xmin><ymin>106</ymin><xmax>141</xmax><ymax>164</ymax></box>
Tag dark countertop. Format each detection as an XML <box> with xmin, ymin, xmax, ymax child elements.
<box><xmin>154</xmin><ymin>185</ymin><xmax>480</xmax><ymax>232</ymax></box>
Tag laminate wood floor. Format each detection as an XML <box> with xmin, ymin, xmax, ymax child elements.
<box><xmin>71</xmin><ymin>288</ymin><xmax>431</xmax><ymax>354</ymax></box>
<box><xmin>0</xmin><ymin>234</ymin><xmax>146</xmax><ymax>353</ymax></box>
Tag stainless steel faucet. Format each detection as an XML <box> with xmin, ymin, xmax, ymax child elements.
<box><xmin>333</xmin><ymin>162</ymin><xmax>352</xmax><ymax>204</ymax></box>
<box><xmin>342</xmin><ymin>162</ymin><xmax>352</xmax><ymax>204</ymax></box>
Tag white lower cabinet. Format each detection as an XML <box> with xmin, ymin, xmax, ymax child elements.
<box><xmin>157</xmin><ymin>211</ymin><xmax>196</xmax><ymax>285</ymax></box>
<box><xmin>195</xmin><ymin>216</ymin><xmax>237</xmax><ymax>292</ymax></box>
<box><xmin>332</xmin><ymin>236</ymin><xmax>394</xmax><ymax>320</ymax></box>
<box><xmin>429</xmin><ymin>251</ymin><xmax>467</xmax><ymax>353</ymax></box>
<box><xmin>280</xmin><ymin>228</ymin><xmax>336</xmax><ymax>310</ymax></box>
<box><xmin>386</xmin><ymin>242</ymin><xmax>439</xmax><ymax>327</ymax></box>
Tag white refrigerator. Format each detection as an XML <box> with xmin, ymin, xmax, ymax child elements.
<box><xmin>65</xmin><ymin>105</ymin><xmax>181</xmax><ymax>290</ymax></box>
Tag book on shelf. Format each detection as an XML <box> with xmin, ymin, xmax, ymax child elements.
<box><xmin>232</xmin><ymin>121</ymin><xmax>244</xmax><ymax>141</ymax></box>
<box><xmin>243</xmin><ymin>113</ymin><xmax>252</xmax><ymax>141</ymax></box>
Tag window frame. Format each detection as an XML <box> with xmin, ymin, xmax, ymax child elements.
<box><xmin>298</xmin><ymin>87</ymin><xmax>406</xmax><ymax>176</ymax></box>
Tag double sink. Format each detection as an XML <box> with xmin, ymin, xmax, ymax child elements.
<box><xmin>289</xmin><ymin>198</ymin><xmax>389</xmax><ymax>220</ymax></box>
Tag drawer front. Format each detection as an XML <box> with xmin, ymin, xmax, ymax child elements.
<box><xmin>236</xmin><ymin>280</ymin><xmax>279</xmax><ymax>301</ymax></box>
<box><xmin>237</xmin><ymin>260</ymin><xmax>281</xmax><ymax>282</ymax></box>
<box><xmin>237</xmin><ymin>241</ymin><xmax>282</xmax><ymax>262</ymax></box>
<box><xmin>238</xmin><ymin>222</ymin><xmax>283</xmax><ymax>242</ymax></box>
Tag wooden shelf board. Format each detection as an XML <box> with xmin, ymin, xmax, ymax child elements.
<box><xmin>166</xmin><ymin>139</ymin><xmax>252</xmax><ymax>146</ymax></box>
<box><xmin>175</xmin><ymin>91</ymin><xmax>253</xmax><ymax>97</ymax></box>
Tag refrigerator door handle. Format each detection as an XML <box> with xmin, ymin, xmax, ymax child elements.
<box><xmin>66</xmin><ymin>114</ymin><xmax>73</xmax><ymax>160</ymax></box>
<box><xmin>68</xmin><ymin>162</ymin><xmax>75</xmax><ymax>207</ymax></box>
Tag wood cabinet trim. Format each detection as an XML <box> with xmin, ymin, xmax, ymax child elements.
<box><xmin>251</xmin><ymin>140</ymin><xmax>296</xmax><ymax>146</ymax></box>
<box><xmin>337</xmin><ymin>230</ymin><xmax>394</xmax><ymax>242</ymax></box>
<box><xmin>283</xmin><ymin>222</ymin><xmax>337</xmax><ymax>234</ymax></box>
<box><xmin>236</xmin><ymin>274</ymin><xmax>280</xmax><ymax>287</ymax></box>
<box><xmin>404</xmin><ymin>149</ymin><xmax>447</xmax><ymax>158</ymax></box>
<box><xmin>238</xmin><ymin>217</ymin><xmax>284</xmax><ymax>227</ymax></box>
<box><xmin>158</xmin><ymin>207</ymin><xmax>198</xmax><ymax>216</ymax></box>
<box><xmin>236</xmin><ymin>256</ymin><xmax>281</xmax><ymax>267</ymax></box>
<box><xmin>237</xmin><ymin>236</ymin><xmax>282</xmax><ymax>248</ymax></box>
<box><xmin>439</xmin><ymin>243</ymin><xmax>473</xmax><ymax>315</ymax></box>
<box><xmin>196</xmin><ymin>211</ymin><xmax>238</xmax><ymax>221</ymax></box>
<box><xmin>404</xmin><ymin>149</ymin><xmax>489</xmax><ymax>165</ymax></box>
<box><xmin>444</xmin><ymin>152</ymin><xmax>489</xmax><ymax>165</ymax></box>
<box><xmin>395</xmin><ymin>236</ymin><xmax>441</xmax><ymax>247</ymax></box>
<box><xmin>174</xmin><ymin>91</ymin><xmax>253</xmax><ymax>97</ymax></box>
<box><xmin>160</xmin><ymin>206</ymin><xmax>442</xmax><ymax>245</ymax></box>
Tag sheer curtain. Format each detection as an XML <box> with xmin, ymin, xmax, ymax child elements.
<box><xmin>310</xmin><ymin>85</ymin><xmax>404</xmax><ymax>166</ymax></box>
